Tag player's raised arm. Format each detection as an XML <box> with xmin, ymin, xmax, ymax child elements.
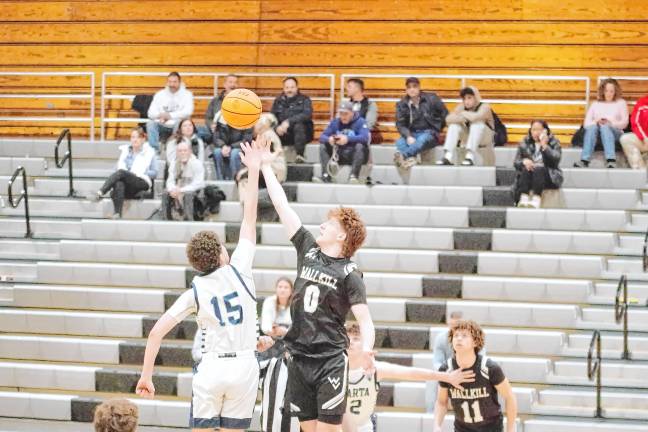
<box><xmin>433</xmin><ymin>386</ymin><xmax>450</xmax><ymax>432</ymax></box>
<box><xmin>376</xmin><ymin>362</ymin><xmax>474</xmax><ymax>390</ymax></box>
<box><xmin>259</xmin><ymin>141</ymin><xmax>302</xmax><ymax>238</ymax></box>
<box><xmin>238</xmin><ymin>139</ymin><xmax>263</xmax><ymax>244</ymax></box>
<box><xmin>495</xmin><ymin>378</ymin><xmax>518</xmax><ymax>432</ymax></box>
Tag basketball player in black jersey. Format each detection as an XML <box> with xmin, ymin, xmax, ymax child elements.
<box><xmin>258</xmin><ymin>140</ymin><xmax>376</xmax><ymax>432</ymax></box>
<box><xmin>434</xmin><ymin>320</ymin><xmax>517</xmax><ymax>432</ymax></box>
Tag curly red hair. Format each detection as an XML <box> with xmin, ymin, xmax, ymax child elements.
<box><xmin>328</xmin><ymin>207</ymin><xmax>366</xmax><ymax>258</ymax></box>
<box><xmin>93</xmin><ymin>399</ymin><xmax>138</xmax><ymax>432</ymax></box>
<box><xmin>186</xmin><ymin>230</ymin><xmax>222</xmax><ymax>273</ymax></box>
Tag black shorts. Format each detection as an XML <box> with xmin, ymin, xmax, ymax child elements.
<box><xmin>285</xmin><ymin>352</ymin><xmax>348</xmax><ymax>424</ymax></box>
<box><xmin>455</xmin><ymin>416</ymin><xmax>503</xmax><ymax>432</ymax></box>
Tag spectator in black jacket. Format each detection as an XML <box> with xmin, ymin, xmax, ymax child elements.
<box><xmin>512</xmin><ymin>120</ymin><xmax>563</xmax><ymax>209</ymax></box>
<box><xmin>271</xmin><ymin>77</ymin><xmax>314</xmax><ymax>163</ymax></box>
<box><xmin>212</xmin><ymin>111</ymin><xmax>253</xmax><ymax>180</ymax></box>
<box><xmin>394</xmin><ymin>77</ymin><xmax>448</xmax><ymax>169</ymax></box>
<box><xmin>197</xmin><ymin>74</ymin><xmax>238</xmax><ymax>144</ymax></box>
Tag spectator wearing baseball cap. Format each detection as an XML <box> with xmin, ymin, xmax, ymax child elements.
<box><xmin>394</xmin><ymin>77</ymin><xmax>448</xmax><ymax>169</ymax></box>
<box><xmin>314</xmin><ymin>101</ymin><xmax>370</xmax><ymax>184</ymax></box>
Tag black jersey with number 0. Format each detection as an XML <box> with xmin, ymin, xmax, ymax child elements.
<box><xmin>283</xmin><ymin>227</ymin><xmax>367</xmax><ymax>358</ymax></box>
<box><xmin>439</xmin><ymin>355</ymin><xmax>505</xmax><ymax>432</ymax></box>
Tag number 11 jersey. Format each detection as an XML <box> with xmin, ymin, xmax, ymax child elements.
<box><xmin>283</xmin><ymin>227</ymin><xmax>367</xmax><ymax>358</ymax></box>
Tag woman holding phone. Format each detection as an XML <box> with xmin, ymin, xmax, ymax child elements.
<box><xmin>512</xmin><ymin>120</ymin><xmax>563</xmax><ymax>209</ymax></box>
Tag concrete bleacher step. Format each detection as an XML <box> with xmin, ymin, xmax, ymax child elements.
<box><xmin>0</xmin><ymin>138</ymin><xmax>125</xmax><ymax>159</ymax></box>
<box><xmin>548</xmin><ymin>361</ymin><xmax>648</xmax><ymax>389</ymax></box>
<box><xmin>0</xmin><ymin>389</ymin><xmax>265</xmax><ymax>429</ymax></box>
<box><xmin>0</xmin><ymin>418</ymin><xmax>184</xmax><ymax>432</ymax></box>
<box><xmin>523</xmin><ymin>418</ymin><xmax>648</xmax><ymax>432</ymax></box>
<box><xmin>448</xmin><ymin>300</ymin><xmax>648</xmax><ymax>332</ymax></box>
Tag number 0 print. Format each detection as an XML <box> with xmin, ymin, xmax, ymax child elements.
<box><xmin>460</xmin><ymin>400</ymin><xmax>484</xmax><ymax>423</ymax></box>
<box><xmin>304</xmin><ymin>285</ymin><xmax>320</xmax><ymax>313</ymax></box>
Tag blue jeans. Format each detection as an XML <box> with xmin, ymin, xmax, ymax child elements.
<box><xmin>213</xmin><ymin>147</ymin><xmax>241</xmax><ymax>180</ymax></box>
<box><xmin>196</xmin><ymin>124</ymin><xmax>213</xmax><ymax>144</ymax></box>
<box><xmin>581</xmin><ymin>124</ymin><xmax>622</xmax><ymax>161</ymax></box>
<box><xmin>146</xmin><ymin>120</ymin><xmax>175</xmax><ymax>152</ymax></box>
<box><xmin>395</xmin><ymin>130</ymin><xmax>436</xmax><ymax>158</ymax></box>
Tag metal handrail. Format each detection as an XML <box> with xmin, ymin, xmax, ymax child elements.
<box><xmin>615</xmin><ymin>275</ymin><xmax>631</xmax><ymax>360</ymax></box>
<box><xmin>54</xmin><ymin>128</ymin><xmax>76</xmax><ymax>197</ymax></box>
<box><xmin>643</xmin><ymin>228</ymin><xmax>648</xmax><ymax>272</ymax></box>
<box><xmin>7</xmin><ymin>166</ymin><xmax>32</xmax><ymax>238</ymax></box>
<box><xmin>340</xmin><ymin>73</ymin><xmax>590</xmax><ymax>130</ymax></box>
<box><xmin>0</xmin><ymin>71</ymin><xmax>95</xmax><ymax>141</ymax></box>
<box><xmin>587</xmin><ymin>330</ymin><xmax>602</xmax><ymax>418</ymax></box>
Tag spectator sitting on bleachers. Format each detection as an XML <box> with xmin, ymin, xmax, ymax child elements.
<box><xmin>513</xmin><ymin>120</ymin><xmax>563</xmax><ymax>209</ymax></box>
<box><xmin>261</xmin><ymin>276</ymin><xmax>293</xmax><ymax>338</ymax></box>
<box><xmin>346</xmin><ymin>78</ymin><xmax>378</xmax><ymax>131</ymax></box>
<box><xmin>574</xmin><ymin>78</ymin><xmax>628</xmax><ymax>169</ymax></box>
<box><xmin>91</xmin><ymin>126</ymin><xmax>157</xmax><ymax>219</ymax></box>
<box><xmin>165</xmin><ymin>118</ymin><xmax>205</xmax><ymax>166</ymax></box>
<box><xmin>271</xmin><ymin>76</ymin><xmax>314</xmax><ymax>163</ymax></box>
<box><xmin>161</xmin><ymin>141</ymin><xmax>205</xmax><ymax>220</ymax></box>
<box><xmin>146</xmin><ymin>72</ymin><xmax>194</xmax><ymax>152</ymax></box>
<box><xmin>198</xmin><ymin>73</ymin><xmax>238</xmax><ymax>144</ymax></box>
<box><xmin>437</xmin><ymin>86</ymin><xmax>494</xmax><ymax>166</ymax></box>
<box><xmin>212</xmin><ymin>111</ymin><xmax>254</xmax><ymax>180</ymax></box>
<box><xmin>425</xmin><ymin>310</ymin><xmax>485</xmax><ymax>412</ymax></box>
<box><xmin>93</xmin><ymin>398</ymin><xmax>138</xmax><ymax>432</ymax></box>
<box><xmin>314</xmin><ymin>101</ymin><xmax>370</xmax><ymax>184</ymax></box>
<box><xmin>620</xmin><ymin>93</ymin><xmax>648</xmax><ymax>169</ymax></box>
<box><xmin>236</xmin><ymin>113</ymin><xmax>287</xmax><ymax>221</ymax></box>
<box><xmin>394</xmin><ymin>77</ymin><xmax>448</xmax><ymax>170</ymax></box>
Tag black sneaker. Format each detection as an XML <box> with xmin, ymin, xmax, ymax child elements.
<box><xmin>436</xmin><ymin>157</ymin><xmax>453</xmax><ymax>166</ymax></box>
<box><xmin>573</xmin><ymin>160</ymin><xmax>589</xmax><ymax>168</ymax></box>
<box><xmin>606</xmin><ymin>159</ymin><xmax>617</xmax><ymax>168</ymax></box>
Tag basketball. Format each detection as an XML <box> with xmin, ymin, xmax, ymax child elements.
<box><xmin>221</xmin><ymin>88</ymin><xmax>262</xmax><ymax>129</ymax></box>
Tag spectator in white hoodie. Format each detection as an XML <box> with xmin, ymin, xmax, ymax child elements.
<box><xmin>91</xmin><ymin>126</ymin><xmax>158</xmax><ymax>219</ymax></box>
<box><xmin>161</xmin><ymin>141</ymin><xmax>205</xmax><ymax>221</ymax></box>
<box><xmin>146</xmin><ymin>72</ymin><xmax>194</xmax><ymax>152</ymax></box>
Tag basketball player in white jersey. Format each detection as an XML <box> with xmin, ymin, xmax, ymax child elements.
<box><xmin>343</xmin><ymin>324</ymin><xmax>475</xmax><ymax>432</ymax></box>
<box><xmin>136</xmin><ymin>138</ymin><xmax>273</xmax><ymax>432</ymax></box>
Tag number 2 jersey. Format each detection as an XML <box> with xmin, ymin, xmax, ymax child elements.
<box><xmin>166</xmin><ymin>239</ymin><xmax>258</xmax><ymax>354</ymax></box>
<box><xmin>439</xmin><ymin>355</ymin><xmax>505</xmax><ymax>432</ymax></box>
<box><xmin>283</xmin><ymin>227</ymin><xmax>367</xmax><ymax>358</ymax></box>
<box><xmin>346</xmin><ymin>368</ymin><xmax>379</xmax><ymax>431</ymax></box>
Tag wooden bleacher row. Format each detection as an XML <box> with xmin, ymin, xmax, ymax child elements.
<box><xmin>1</xmin><ymin>71</ymin><xmax>647</xmax><ymax>143</ymax></box>
<box><xmin>2</xmin><ymin>0</ymin><xmax>647</xmax><ymax>22</ymax></box>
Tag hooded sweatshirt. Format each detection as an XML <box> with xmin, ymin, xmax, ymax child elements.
<box><xmin>630</xmin><ymin>95</ymin><xmax>648</xmax><ymax>141</ymax></box>
<box><xmin>319</xmin><ymin>112</ymin><xmax>370</xmax><ymax>146</ymax></box>
<box><xmin>147</xmin><ymin>82</ymin><xmax>194</xmax><ymax>128</ymax></box>
<box><xmin>446</xmin><ymin>86</ymin><xmax>494</xmax><ymax>129</ymax></box>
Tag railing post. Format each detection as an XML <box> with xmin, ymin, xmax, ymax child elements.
<box><xmin>615</xmin><ymin>275</ymin><xmax>631</xmax><ymax>360</ymax></box>
<box><xmin>7</xmin><ymin>166</ymin><xmax>32</xmax><ymax>238</ymax></box>
<box><xmin>587</xmin><ymin>330</ymin><xmax>602</xmax><ymax>418</ymax></box>
<box><xmin>55</xmin><ymin>128</ymin><xmax>76</xmax><ymax>197</ymax></box>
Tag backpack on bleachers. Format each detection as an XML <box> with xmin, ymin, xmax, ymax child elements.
<box><xmin>491</xmin><ymin>110</ymin><xmax>508</xmax><ymax>147</ymax></box>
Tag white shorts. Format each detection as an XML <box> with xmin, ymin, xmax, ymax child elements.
<box><xmin>191</xmin><ymin>351</ymin><xmax>259</xmax><ymax>429</ymax></box>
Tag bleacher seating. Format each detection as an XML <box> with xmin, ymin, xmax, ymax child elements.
<box><xmin>1</xmin><ymin>135</ymin><xmax>648</xmax><ymax>431</ymax></box>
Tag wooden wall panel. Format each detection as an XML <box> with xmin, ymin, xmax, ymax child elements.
<box><xmin>0</xmin><ymin>0</ymin><xmax>647</xmax><ymax>141</ymax></box>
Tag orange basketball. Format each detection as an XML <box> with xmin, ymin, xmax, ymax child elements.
<box><xmin>221</xmin><ymin>88</ymin><xmax>262</xmax><ymax>130</ymax></box>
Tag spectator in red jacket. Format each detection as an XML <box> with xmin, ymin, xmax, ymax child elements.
<box><xmin>620</xmin><ymin>95</ymin><xmax>648</xmax><ymax>169</ymax></box>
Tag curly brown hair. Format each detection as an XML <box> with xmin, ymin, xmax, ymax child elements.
<box><xmin>186</xmin><ymin>230</ymin><xmax>222</xmax><ymax>273</ymax></box>
<box><xmin>328</xmin><ymin>207</ymin><xmax>366</xmax><ymax>258</ymax></box>
<box><xmin>597</xmin><ymin>78</ymin><xmax>622</xmax><ymax>102</ymax></box>
<box><xmin>448</xmin><ymin>319</ymin><xmax>485</xmax><ymax>354</ymax></box>
<box><xmin>93</xmin><ymin>399</ymin><xmax>138</xmax><ymax>432</ymax></box>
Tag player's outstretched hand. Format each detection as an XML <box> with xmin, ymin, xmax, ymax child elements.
<box><xmin>240</xmin><ymin>141</ymin><xmax>262</xmax><ymax>171</ymax></box>
<box><xmin>257</xmin><ymin>335</ymin><xmax>276</xmax><ymax>353</ymax></box>
<box><xmin>254</xmin><ymin>133</ymin><xmax>277</xmax><ymax>166</ymax></box>
<box><xmin>447</xmin><ymin>368</ymin><xmax>476</xmax><ymax>390</ymax></box>
<box><xmin>135</xmin><ymin>376</ymin><xmax>155</xmax><ymax>398</ymax></box>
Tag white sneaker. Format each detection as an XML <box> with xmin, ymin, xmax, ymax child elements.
<box><xmin>530</xmin><ymin>195</ymin><xmax>542</xmax><ymax>209</ymax></box>
<box><xmin>518</xmin><ymin>194</ymin><xmax>531</xmax><ymax>208</ymax></box>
